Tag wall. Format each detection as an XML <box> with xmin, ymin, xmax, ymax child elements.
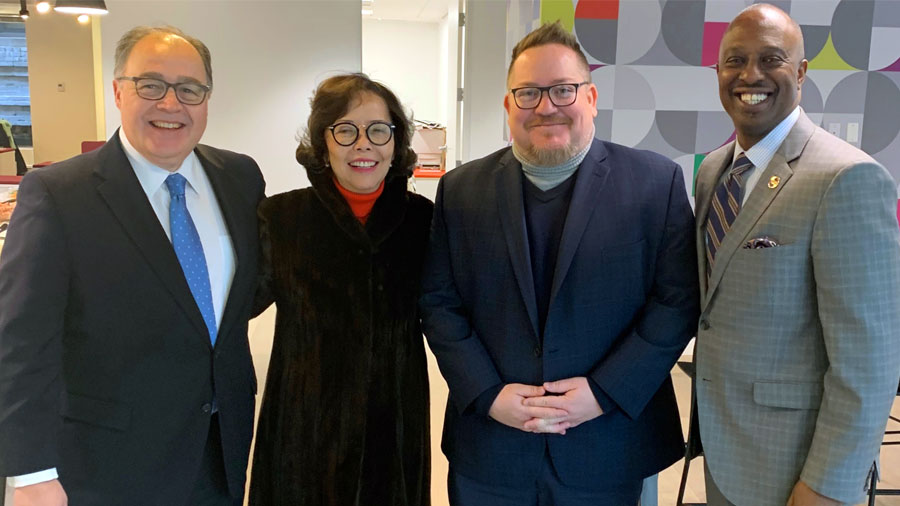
<box><xmin>26</xmin><ymin>13</ymin><xmax>100</xmax><ymax>164</ymax></box>
<box><xmin>461</xmin><ymin>0</ymin><xmax>508</xmax><ymax>161</ymax></box>
<box><xmin>101</xmin><ymin>0</ymin><xmax>362</xmax><ymax>196</ymax></box>
<box><xmin>517</xmin><ymin>0</ymin><xmax>900</xmax><ymax>204</ymax></box>
<box><xmin>438</xmin><ymin>4</ymin><xmax>459</xmax><ymax>171</ymax></box>
<box><xmin>363</xmin><ymin>18</ymin><xmax>442</xmax><ymax>123</ymax></box>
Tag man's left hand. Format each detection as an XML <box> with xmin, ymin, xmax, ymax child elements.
<box><xmin>521</xmin><ymin>377</ymin><xmax>603</xmax><ymax>432</ymax></box>
<box><xmin>786</xmin><ymin>480</ymin><xmax>842</xmax><ymax>506</ymax></box>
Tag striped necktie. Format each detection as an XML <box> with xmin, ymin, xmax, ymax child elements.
<box><xmin>165</xmin><ymin>173</ymin><xmax>218</xmax><ymax>345</ymax></box>
<box><xmin>706</xmin><ymin>153</ymin><xmax>754</xmax><ymax>269</ymax></box>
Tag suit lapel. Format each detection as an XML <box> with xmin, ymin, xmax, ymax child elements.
<box><xmin>495</xmin><ymin>152</ymin><xmax>540</xmax><ymax>338</ymax></box>
<box><xmin>94</xmin><ymin>132</ymin><xmax>210</xmax><ymax>340</ymax></box>
<box><xmin>195</xmin><ymin>145</ymin><xmax>252</xmax><ymax>348</ymax></box>
<box><xmin>548</xmin><ymin>140</ymin><xmax>610</xmax><ymax>307</ymax></box>
<box><xmin>703</xmin><ymin>112</ymin><xmax>816</xmax><ymax>307</ymax></box>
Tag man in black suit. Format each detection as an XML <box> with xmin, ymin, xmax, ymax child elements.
<box><xmin>0</xmin><ymin>26</ymin><xmax>265</xmax><ymax>506</ymax></box>
<box><xmin>420</xmin><ymin>22</ymin><xmax>699</xmax><ymax>505</ymax></box>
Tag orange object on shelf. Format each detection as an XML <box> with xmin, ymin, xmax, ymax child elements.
<box><xmin>413</xmin><ymin>167</ymin><xmax>446</xmax><ymax>178</ymax></box>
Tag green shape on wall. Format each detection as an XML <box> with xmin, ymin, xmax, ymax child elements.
<box><xmin>541</xmin><ymin>0</ymin><xmax>575</xmax><ymax>32</ymax></box>
<box><xmin>693</xmin><ymin>154</ymin><xmax>706</xmax><ymax>196</ymax></box>
<box><xmin>808</xmin><ymin>33</ymin><xmax>856</xmax><ymax>70</ymax></box>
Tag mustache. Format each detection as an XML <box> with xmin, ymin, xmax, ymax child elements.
<box><xmin>525</xmin><ymin>115</ymin><xmax>571</xmax><ymax>128</ymax></box>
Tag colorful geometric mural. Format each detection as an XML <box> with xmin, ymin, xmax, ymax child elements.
<box><xmin>509</xmin><ymin>0</ymin><xmax>900</xmax><ymax>199</ymax></box>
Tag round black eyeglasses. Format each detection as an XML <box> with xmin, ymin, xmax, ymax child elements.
<box><xmin>327</xmin><ymin>121</ymin><xmax>395</xmax><ymax>146</ymax></box>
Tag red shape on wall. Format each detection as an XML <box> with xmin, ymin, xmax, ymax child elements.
<box><xmin>702</xmin><ymin>22</ymin><xmax>729</xmax><ymax>67</ymax></box>
<box><xmin>575</xmin><ymin>0</ymin><xmax>619</xmax><ymax>20</ymax></box>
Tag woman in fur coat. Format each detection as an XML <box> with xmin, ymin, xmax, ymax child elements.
<box><xmin>249</xmin><ymin>73</ymin><xmax>432</xmax><ymax>506</ymax></box>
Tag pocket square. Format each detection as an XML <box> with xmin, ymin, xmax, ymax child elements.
<box><xmin>744</xmin><ymin>236</ymin><xmax>779</xmax><ymax>249</ymax></box>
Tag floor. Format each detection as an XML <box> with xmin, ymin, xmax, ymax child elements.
<box><xmin>4</xmin><ymin>312</ymin><xmax>900</xmax><ymax>506</ymax></box>
<box><xmin>246</xmin><ymin>309</ymin><xmax>900</xmax><ymax>506</ymax></box>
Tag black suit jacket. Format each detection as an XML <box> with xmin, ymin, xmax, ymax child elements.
<box><xmin>0</xmin><ymin>132</ymin><xmax>265</xmax><ymax>505</ymax></box>
<box><xmin>420</xmin><ymin>139</ymin><xmax>700</xmax><ymax>488</ymax></box>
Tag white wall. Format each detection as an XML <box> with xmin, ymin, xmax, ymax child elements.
<box><xmin>363</xmin><ymin>19</ymin><xmax>441</xmax><ymax>123</ymax></box>
<box><xmin>101</xmin><ymin>0</ymin><xmax>362</xmax><ymax>196</ymax></box>
<box><xmin>26</xmin><ymin>12</ymin><xmax>100</xmax><ymax>164</ymax></box>
<box><xmin>438</xmin><ymin>2</ymin><xmax>459</xmax><ymax>171</ymax></box>
<box><xmin>461</xmin><ymin>0</ymin><xmax>508</xmax><ymax>162</ymax></box>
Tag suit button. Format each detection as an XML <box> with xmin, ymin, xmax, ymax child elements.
<box><xmin>201</xmin><ymin>403</ymin><xmax>212</xmax><ymax>414</ymax></box>
<box><xmin>699</xmin><ymin>320</ymin><xmax>710</xmax><ymax>330</ymax></box>
<box><xmin>533</xmin><ymin>346</ymin><xmax>542</xmax><ymax>357</ymax></box>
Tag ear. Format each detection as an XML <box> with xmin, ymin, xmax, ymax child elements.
<box><xmin>586</xmin><ymin>83</ymin><xmax>598</xmax><ymax>118</ymax></box>
<box><xmin>796</xmin><ymin>59</ymin><xmax>808</xmax><ymax>87</ymax></box>
<box><xmin>503</xmin><ymin>92</ymin><xmax>511</xmax><ymax>115</ymax></box>
<box><xmin>113</xmin><ymin>79</ymin><xmax>123</xmax><ymax>110</ymax></box>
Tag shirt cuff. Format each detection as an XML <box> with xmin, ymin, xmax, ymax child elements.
<box><xmin>471</xmin><ymin>384</ymin><xmax>504</xmax><ymax>418</ymax></box>
<box><xmin>7</xmin><ymin>468</ymin><xmax>58</xmax><ymax>487</ymax></box>
<box><xmin>587</xmin><ymin>378</ymin><xmax>618</xmax><ymax>415</ymax></box>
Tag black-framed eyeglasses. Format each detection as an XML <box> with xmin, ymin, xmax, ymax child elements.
<box><xmin>509</xmin><ymin>82</ymin><xmax>590</xmax><ymax>109</ymax></box>
<box><xmin>116</xmin><ymin>76</ymin><xmax>211</xmax><ymax>106</ymax></box>
<box><xmin>327</xmin><ymin>121</ymin><xmax>395</xmax><ymax>146</ymax></box>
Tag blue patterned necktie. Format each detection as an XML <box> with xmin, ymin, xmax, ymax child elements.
<box><xmin>706</xmin><ymin>153</ymin><xmax>754</xmax><ymax>270</ymax></box>
<box><xmin>165</xmin><ymin>174</ymin><xmax>218</xmax><ymax>345</ymax></box>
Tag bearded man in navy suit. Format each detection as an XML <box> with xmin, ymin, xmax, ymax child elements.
<box><xmin>420</xmin><ymin>21</ymin><xmax>699</xmax><ymax>506</ymax></box>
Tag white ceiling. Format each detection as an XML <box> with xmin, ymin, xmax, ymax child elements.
<box><xmin>365</xmin><ymin>0</ymin><xmax>457</xmax><ymax>23</ymax></box>
<box><xmin>0</xmin><ymin>1</ymin><xmax>460</xmax><ymax>23</ymax></box>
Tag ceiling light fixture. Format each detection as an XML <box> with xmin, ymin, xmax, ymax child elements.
<box><xmin>36</xmin><ymin>1</ymin><xmax>51</xmax><ymax>14</ymax></box>
<box><xmin>54</xmin><ymin>0</ymin><xmax>107</xmax><ymax>15</ymax></box>
<box><xmin>77</xmin><ymin>13</ymin><xmax>89</xmax><ymax>23</ymax></box>
<box><xmin>19</xmin><ymin>0</ymin><xmax>29</xmax><ymax>19</ymax></box>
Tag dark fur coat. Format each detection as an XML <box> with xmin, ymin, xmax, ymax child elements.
<box><xmin>248</xmin><ymin>169</ymin><xmax>433</xmax><ymax>506</ymax></box>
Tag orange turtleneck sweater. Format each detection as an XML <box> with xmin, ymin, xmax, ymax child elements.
<box><xmin>334</xmin><ymin>178</ymin><xmax>385</xmax><ymax>224</ymax></box>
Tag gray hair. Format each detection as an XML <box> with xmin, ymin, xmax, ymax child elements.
<box><xmin>114</xmin><ymin>25</ymin><xmax>213</xmax><ymax>88</ymax></box>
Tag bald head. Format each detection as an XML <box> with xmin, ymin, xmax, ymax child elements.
<box><xmin>716</xmin><ymin>3</ymin><xmax>808</xmax><ymax>149</ymax></box>
<box><xmin>724</xmin><ymin>4</ymin><xmax>805</xmax><ymax>62</ymax></box>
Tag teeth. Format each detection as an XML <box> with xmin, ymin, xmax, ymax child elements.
<box><xmin>740</xmin><ymin>93</ymin><xmax>769</xmax><ymax>105</ymax></box>
<box><xmin>151</xmin><ymin>121</ymin><xmax>182</xmax><ymax>129</ymax></box>
<box><xmin>350</xmin><ymin>161</ymin><xmax>376</xmax><ymax>168</ymax></box>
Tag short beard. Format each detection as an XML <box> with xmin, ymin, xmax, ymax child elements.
<box><xmin>518</xmin><ymin>142</ymin><xmax>583</xmax><ymax>167</ymax></box>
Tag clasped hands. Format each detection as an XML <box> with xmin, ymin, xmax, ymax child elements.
<box><xmin>487</xmin><ymin>377</ymin><xmax>603</xmax><ymax>435</ymax></box>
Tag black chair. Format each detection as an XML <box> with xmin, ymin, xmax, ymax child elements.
<box><xmin>867</xmin><ymin>385</ymin><xmax>900</xmax><ymax>505</ymax></box>
<box><xmin>677</xmin><ymin>361</ymin><xmax>706</xmax><ymax>506</ymax></box>
<box><xmin>0</xmin><ymin>119</ymin><xmax>27</xmax><ymax>176</ymax></box>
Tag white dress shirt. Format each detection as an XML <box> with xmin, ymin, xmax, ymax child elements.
<box><xmin>8</xmin><ymin>130</ymin><xmax>235</xmax><ymax>488</ymax></box>
<box><xmin>728</xmin><ymin>106</ymin><xmax>801</xmax><ymax>205</ymax></box>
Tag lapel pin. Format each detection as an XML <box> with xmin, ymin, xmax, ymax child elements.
<box><xmin>768</xmin><ymin>176</ymin><xmax>780</xmax><ymax>189</ymax></box>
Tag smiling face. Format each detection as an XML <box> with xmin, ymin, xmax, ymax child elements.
<box><xmin>717</xmin><ymin>5</ymin><xmax>807</xmax><ymax>149</ymax></box>
<box><xmin>504</xmin><ymin>43</ymin><xmax>597</xmax><ymax>166</ymax></box>
<box><xmin>113</xmin><ymin>33</ymin><xmax>209</xmax><ymax>171</ymax></box>
<box><xmin>325</xmin><ymin>92</ymin><xmax>394</xmax><ymax>194</ymax></box>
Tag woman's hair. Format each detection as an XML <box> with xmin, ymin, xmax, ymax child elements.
<box><xmin>296</xmin><ymin>73</ymin><xmax>417</xmax><ymax>180</ymax></box>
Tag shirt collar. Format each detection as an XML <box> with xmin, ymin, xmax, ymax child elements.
<box><xmin>119</xmin><ymin>128</ymin><xmax>201</xmax><ymax>197</ymax></box>
<box><xmin>734</xmin><ymin>106</ymin><xmax>801</xmax><ymax>170</ymax></box>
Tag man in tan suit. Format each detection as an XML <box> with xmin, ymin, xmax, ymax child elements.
<box><xmin>693</xmin><ymin>4</ymin><xmax>900</xmax><ymax>505</ymax></box>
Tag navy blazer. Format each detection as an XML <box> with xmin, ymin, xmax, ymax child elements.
<box><xmin>420</xmin><ymin>139</ymin><xmax>699</xmax><ymax>488</ymax></box>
